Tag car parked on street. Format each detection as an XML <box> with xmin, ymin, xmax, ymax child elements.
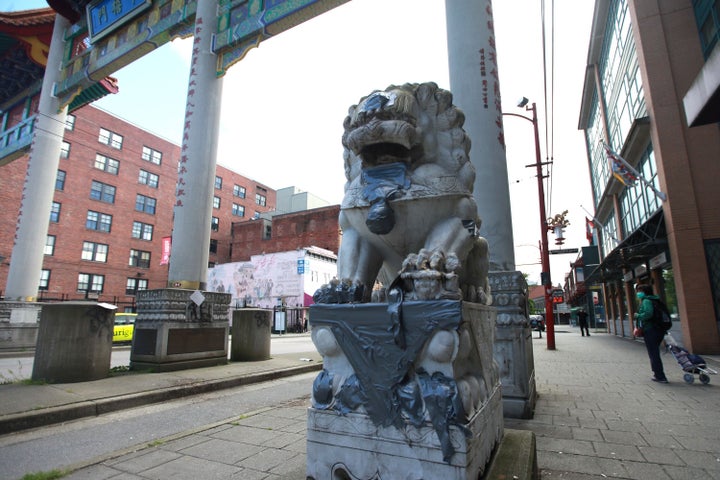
<box><xmin>113</xmin><ymin>313</ymin><xmax>136</xmax><ymax>344</ymax></box>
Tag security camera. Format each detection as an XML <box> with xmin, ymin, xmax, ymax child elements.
<box><xmin>517</xmin><ymin>97</ymin><xmax>529</xmax><ymax>108</ymax></box>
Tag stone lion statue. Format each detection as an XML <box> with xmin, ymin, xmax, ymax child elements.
<box><xmin>315</xmin><ymin>82</ymin><xmax>491</xmax><ymax>304</ymax></box>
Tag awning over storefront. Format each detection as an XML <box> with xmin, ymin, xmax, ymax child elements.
<box><xmin>585</xmin><ymin>209</ymin><xmax>667</xmax><ymax>284</ymax></box>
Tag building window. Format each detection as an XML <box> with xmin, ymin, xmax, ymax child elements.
<box><xmin>618</xmin><ymin>147</ymin><xmax>661</xmax><ymax>236</ymax></box>
<box><xmin>694</xmin><ymin>0</ymin><xmax>720</xmax><ymax>58</ymax></box>
<box><xmin>138</xmin><ymin>169</ymin><xmax>159</xmax><ymax>188</ymax></box>
<box><xmin>135</xmin><ymin>194</ymin><xmax>157</xmax><ymax>214</ymax></box>
<box><xmin>129</xmin><ymin>249</ymin><xmax>151</xmax><ymax>268</ymax></box>
<box><xmin>599</xmin><ymin>0</ymin><xmax>645</xmax><ymax>149</ymax></box>
<box><xmin>586</xmin><ymin>96</ymin><xmax>610</xmax><ymax>206</ymax></box>
<box><xmin>90</xmin><ymin>180</ymin><xmax>116</xmax><ymax>204</ymax></box>
<box><xmin>255</xmin><ymin>193</ymin><xmax>266</xmax><ymax>207</ymax></box>
<box><xmin>705</xmin><ymin>239</ymin><xmax>720</xmax><ymax>324</ymax></box>
<box><xmin>45</xmin><ymin>235</ymin><xmax>55</xmax><ymax>256</ymax></box>
<box><xmin>132</xmin><ymin>221</ymin><xmax>153</xmax><ymax>241</ymax></box>
<box><xmin>142</xmin><ymin>146</ymin><xmax>162</xmax><ymax>165</ymax></box>
<box><xmin>233</xmin><ymin>185</ymin><xmax>246</xmax><ymax>198</ymax></box>
<box><xmin>56</xmin><ymin>170</ymin><xmax>66</xmax><ymax>191</ymax></box>
<box><xmin>213</xmin><ymin>196</ymin><xmax>221</xmax><ymax>209</ymax></box>
<box><xmin>94</xmin><ymin>154</ymin><xmax>119</xmax><ymax>174</ymax></box>
<box><xmin>39</xmin><ymin>270</ymin><xmax>50</xmax><ymax>290</ymax></box>
<box><xmin>65</xmin><ymin>114</ymin><xmax>75</xmax><ymax>131</ymax></box>
<box><xmin>50</xmin><ymin>202</ymin><xmax>61</xmax><ymax>223</ymax></box>
<box><xmin>60</xmin><ymin>141</ymin><xmax>70</xmax><ymax>159</ymax></box>
<box><xmin>212</xmin><ymin>216</ymin><xmax>219</xmax><ymax>231</ymax></box>
<box><xmin>600</xmin><ymin>215</ymin><xmax>619</xmax><ymax>259</ymax></box>
<box><xmin>81</xmin><ymin>241</ymin><xmax>108</xmax><ymax>262</ymax></box>
<box><xmin>215</xmin><ymin>176</ymin><xmax>222</xmax><ymax>189</ymax></box>
<box><xmin>253</xmin><ymin>211</ymin><xmax>260</xmax><ymax>219</ymax></box>
<box><xmin>209</xmin><ymin>239</ymin><xmax>218</xmax><ymax>254</ymax></box>
<box><xmin>98</xmin><ymin>128</ymin><xmax>123</xmax><ymax>149</ymax></box>
<box><xmin>78</xmin><ymin>273</ymin><xmax>104</xmax><ymax>293</ymax></box>
<box><xmin>126</xmin><ymin>277</ymin><xmax>148</xmax><ymax>295</ymax></box>
<box><xmin>232</xmin><ymin>203</ymin><xmax>245</xmax><ymax>217</ymax></box>
<box><xmin>86</xmin><ymin>210</ymin><xmax>112</xmax><ymax>232</ymax></box>
<box><xmin>263</xmin><ymin>224</ymin><xmax>272</xmax><ymax>240</ymax></box>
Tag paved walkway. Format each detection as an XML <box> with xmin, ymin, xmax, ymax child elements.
<box><xmin>2</xmin><ymin>327</ymin><xmax>719</xmax><ymax>479</ymax></box>
<box><xmin>508</xmin><ymin>327</ymin><xmax>720</xmax><ymax>480</ymax></box>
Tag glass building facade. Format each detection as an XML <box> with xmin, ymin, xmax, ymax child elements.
<box><xmin>578</xmin><ymin>0</ymin><xmax>720</xmax><ymax>354</ymax></box>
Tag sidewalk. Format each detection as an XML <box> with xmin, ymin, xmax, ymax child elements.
<box><xmin>509</xmin><ymin>327</ymin><xmax>720</xmax><ymax>480</ymax></box>
<box><xmin>3</xmin><ymin>327</ymin><xmax>720</xmax><ymax>479</ymax></box>
<box><xmin>0</xmin><ymin>349</ymin><xmax>323</xmax><ymax>435</ymax></box>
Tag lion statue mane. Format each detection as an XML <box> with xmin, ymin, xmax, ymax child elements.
<box><xmin>316</xmin><ymin>82</ymin><xmax>491</xmax><ymax>305</ymax></box>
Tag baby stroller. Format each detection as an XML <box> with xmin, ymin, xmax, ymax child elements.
<box><xmin>664</xmin><ymin>334</ymin><xmax>717</xmax><ymax>384</ymax></box>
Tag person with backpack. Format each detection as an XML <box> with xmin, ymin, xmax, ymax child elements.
<box><xmin>634</xmin><ymin>284</ymin><xmax>669</xmax><ymax>383</ymax></box>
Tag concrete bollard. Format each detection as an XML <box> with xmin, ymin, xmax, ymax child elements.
<box><xmin>32</xmin><ymin>302</ymin><xmax>115</xmax><ymax>383</ymax></box>
<box><xmin>231</xmin><ymin>309</ymin><xmax>272</xmax><ymax>361</ymax></box>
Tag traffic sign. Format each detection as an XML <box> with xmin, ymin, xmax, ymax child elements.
<box><xmin>549</xmin><ymin>248</ymin><xmax>579</xmax><ymax>255</ymax></box>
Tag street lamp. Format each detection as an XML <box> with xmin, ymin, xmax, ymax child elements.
<box><xmin>503</xmin><ymin>97</ymin><xmax>556</xmax><ymax>350</ymax></box>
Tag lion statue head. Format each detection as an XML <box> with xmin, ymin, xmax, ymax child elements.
<box><xmin>315</xmin><ymin>82</ymin><xmax>490</xmax><ymax>305</ymax></box>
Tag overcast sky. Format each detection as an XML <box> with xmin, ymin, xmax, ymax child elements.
<box><xmin>9</xmin><ymin>0</ymin><xmax>596</xmax><ymax>285</ymax></box>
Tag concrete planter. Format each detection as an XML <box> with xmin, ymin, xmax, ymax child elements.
<box><xmin>32</xmin><ymin>302</ymin><xmax>114</xmax><ymax>383</ymax></box>
<box><xmin>230</xmin><ymin>308</ymin><xmax>272</xmax><ymax>361</ymax></box>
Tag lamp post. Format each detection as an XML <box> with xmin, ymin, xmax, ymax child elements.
<box><xmin>503</xmin><ymin>98</ymin><xmax>556</xmax><ymax>350</ymax></box>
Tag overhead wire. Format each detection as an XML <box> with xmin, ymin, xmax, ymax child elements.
<box><xmin>549</xmin><ymin>0</ymin><xmax>555</xmax><ymax>217</ymax></box>
<box><xmin>540</xmin><ymin>0</ymin><xmax>555</xmax><ymax>219</ymax></box>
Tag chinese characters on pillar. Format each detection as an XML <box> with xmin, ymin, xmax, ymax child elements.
<box><xmin>479</xmin><ymin>2</ymin><xmax>505</xmax><ymax>149</ymax></box>
<box><xmin>175</xmin><ymin>17</ymin><xmax>204</xmax><ymax>208</ymax></box>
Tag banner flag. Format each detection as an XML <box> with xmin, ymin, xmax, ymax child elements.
<box><xmin>602</xmin><ymin>142</ymin><xmax>637</xmax><ymax>186</ymax></box>
<box><xmin>585</xmin><ymin>216</ymin><xmax>595</xmax><ymax>243</ymax></box>
<box><xmin>160</xmin><ymin>236</ymin><xmax>171</xmax><ymax>265</ymax></box>
<box><xmin>600</xmin><ymin>141</ymin><xmax>666</xmax><ymax>201</ymax></box>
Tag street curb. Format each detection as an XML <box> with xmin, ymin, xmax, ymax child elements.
<box><xmin>0</xmin><ymin>362</ymin><xmax>322</xmax><ymax>435</ymax></box>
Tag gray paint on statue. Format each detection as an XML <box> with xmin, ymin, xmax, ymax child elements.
<box><xmin>310</xmin><ymin>301</ymin><xmax>466</xmax><ymax>461</ymax></box>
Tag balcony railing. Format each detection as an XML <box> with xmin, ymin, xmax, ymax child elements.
<box><xmin>0</xmin><ymin>115</ymin><xmax>36</xmax><ymax>166</ymax></box>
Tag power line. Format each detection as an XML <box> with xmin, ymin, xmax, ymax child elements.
<box><xmin>540</xmin><ymin>0</ymin><xmax>556</xmax><ymax>219</ymax></box>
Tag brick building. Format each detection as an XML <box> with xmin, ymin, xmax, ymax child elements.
<box><xmin>578</xmin><ymin>0</ymin><xmax>720</xmax><ymax>353</ymax></box>
<box><xmin>214</xmin><ymin>199</ymin><xmax>341</xmax><ymax>311</ymax></box>
<box><xmin>230</xmin><ymin>205</ymin><xmax>341</xmax><ymax>262</ymax></box>
<box><xmin>0</xmin><ymin>105</ymin><xmax>276</xmax><ymax>310</ymax></box>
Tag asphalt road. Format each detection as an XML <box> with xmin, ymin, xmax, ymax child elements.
<box><xmin>0</xmin><ymin>371</ymin><xmax>316</xmax><ymax>479</ymax></box>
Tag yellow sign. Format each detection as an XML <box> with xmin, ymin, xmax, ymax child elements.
<box><xmin>113</xmin><ymin>313</ymin><xmax>136</xmax><ymax>344</ymax></box>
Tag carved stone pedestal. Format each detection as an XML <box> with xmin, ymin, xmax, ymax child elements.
<box><xmin>489</xmin><ymin>271</ymin><xmax>537</xmax><ymax>419</ymax></box>
<box><xmin>306</xmin><ymin>301</ymin><xmax>503</xmax><ymax>480</ymax></box>
<box><xmin>130</xmin><ymin>289</ymin><xmax>230</xmax><ymax>372</ymax></box>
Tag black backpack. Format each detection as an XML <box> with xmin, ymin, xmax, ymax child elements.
<box><xmin>651</xmin><ymin>299</ymin><xmax>672</xmax><ymax>332</ymax></box>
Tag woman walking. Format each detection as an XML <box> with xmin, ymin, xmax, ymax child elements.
<box><xmin>634</xmin><ymin>284</ymin><xmax>668</xmax><ymax>383</ymax></box>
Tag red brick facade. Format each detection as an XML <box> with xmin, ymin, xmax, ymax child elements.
<box><xmin>231</xmin><ymin>205</ymin><xmax>341</xmax><ymax>262</ymax></box>
<box><xmin>0</xmin><ymin>105</ymin><xmax>276</xmax><ymax>309</ymax></box>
